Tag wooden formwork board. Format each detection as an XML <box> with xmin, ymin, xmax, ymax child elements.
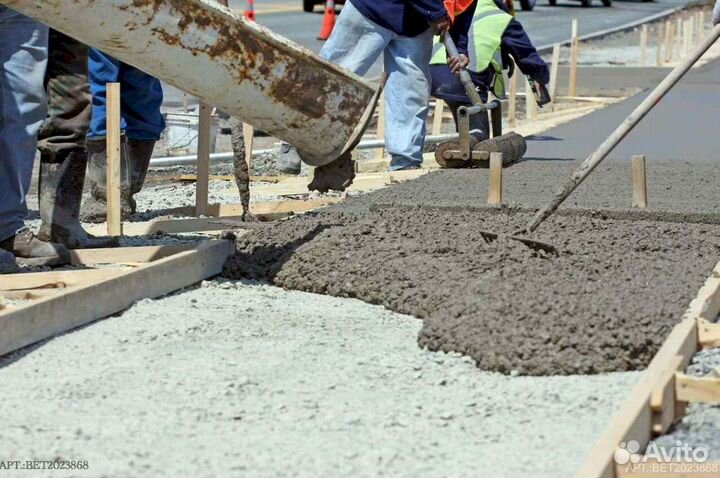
<box><xmin>575</xmin><ymin>261</ymin><xmax>720</xmax><ymax>478</ymax></box>
<box><xmin>0</xmin><ymin>240</ymin><xmax>234</xmax><ymax>357</ymax></box>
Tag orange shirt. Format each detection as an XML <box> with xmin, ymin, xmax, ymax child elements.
<box><xmin>443</xmin><ymin>0</ymin><xmax>476</xmax><ymax>20</ymax></box>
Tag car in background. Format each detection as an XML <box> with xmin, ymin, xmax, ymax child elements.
<box><xmin>304</xmin><ymin>0</ymin><xmax>345</xmax><ymax>12</ymax></box>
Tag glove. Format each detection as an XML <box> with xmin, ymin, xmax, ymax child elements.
<box><xmin>714</xmin><ymin>0</ymin><xmax>720</xmax><ymax>26</ymax></box>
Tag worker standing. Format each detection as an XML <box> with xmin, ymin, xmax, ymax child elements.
<box><xmin>319</xmin><ymin>0</ymin><xmax>477</xmax><ymax>171</ymax></box>
<box><xmin>430</xmin><ymin>0</ymin><xmax>549</xmax><ymax>139</ymax></box>
<box><xmin>37</xmin><ymin>31</ymin><xmax>118</xmax><ymax>249</ymax></box>
<box><xmin>0</xmin><ymin>7</ymin><xmax>70</xmax><ymax>273</ymax></box>
<box><xmin>82</xmin><ymin>50</ymin><xmax>165</xmax><ymax>222</ymax></box>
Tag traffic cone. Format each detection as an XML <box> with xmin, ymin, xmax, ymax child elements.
<box><xmin>317</xmin><ymin>0</ymin><xmax>336</xmax><ymax>41</ymax></box>
<box><xmin>244</xmin><ymin>0</ymin><xmax>255</xmax><ymax>22</ymax></box>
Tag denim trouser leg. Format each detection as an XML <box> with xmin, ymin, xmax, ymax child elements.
<box><xmin>384</xmin><ymin>29</ymin><xmax>434</xmax><ymax>170</ymax></box>
<box><xmin>321</xmin><ymin>0</ymin><xmax>433</xmax><ymax>170</ymax></box>
<box><xmin>87</xmin><ymin>49</ymin><xmax>165</xmax><ymax>141</ymax></box>
<box><xmin>0</xmin><ymin>8</ymin><xmax>48</xmax><ymax>242</ymax></box>
<box><xmin>320</xmin><ymin>1</ymin><xmax>390</xmax><ymax>75</ymax></box>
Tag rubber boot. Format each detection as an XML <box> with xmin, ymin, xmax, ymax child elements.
<box><xmin>0</xmin><ymin>226</ymin><xmax>70</xmax><ymax>267</ymax></box>
<box><xmin>80</xmin><ymin>136</ymin><xmax>133</xmax><ymax>223</ymax></box>
<box><xmin>0</xmin><ymin>249</ymin><xmax>17</xmax><ymax>274</ymax></box>
<box><xmin>127</xmin><ymin>139</ymin><xmax>155</xmax><ymax>208</ymax></box>
<box><xmin>38</xmin><ymin>149</ymin><xmax>119</xmax><ymax>249</ymax></box>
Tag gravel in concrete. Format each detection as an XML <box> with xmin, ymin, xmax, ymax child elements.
<box><xmin>0</xmin><ymin>280</ymin><xmax>639</xmax><ymax>477</ymax></box>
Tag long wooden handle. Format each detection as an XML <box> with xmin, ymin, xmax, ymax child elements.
<box><xmin>525</xmin><ymin>23</ymin><xmax>720</xmax><ymax>233</ymax></box>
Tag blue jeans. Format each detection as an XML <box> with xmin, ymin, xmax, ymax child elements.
<box><xmin>87</xmin><ymin>49</ymin><xmax>165</xmax><ymax>141</ymax></box>
<box><xmin>320</xmin><ymin>0</ymin><xmax>434</xmax><ymax>170</ymax></box>
<box><xmin>0</xmin><ymin>7</ymin><xmax>48</xmax><ymax>242</ymax></box>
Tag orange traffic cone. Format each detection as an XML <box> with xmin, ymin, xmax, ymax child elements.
<box><xmin>244</xmin><ymin>0</ymin><xmax>256</xmax><ymax>22</ymax></box>
<box><xmin>317</xmin><ymin>0</ymin><xmax>336</xmax><ymax>41</ymax></box>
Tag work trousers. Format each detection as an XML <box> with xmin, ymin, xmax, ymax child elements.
<box><xmin>0</xmin><ymin>7</ymin><xmax>48</xmax><ymax>242</ymax></box>
<box><xmin>87</xmin><ymin>49</ymin><xmax>165</xmax><ymax>141</ymax></box>
<box><xmin>320</xmin><ymin>0</ymin><xmax>434</xmax><ymax>170</ymax></box>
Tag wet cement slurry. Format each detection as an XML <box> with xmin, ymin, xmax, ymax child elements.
<box><xmin>224</xmin><ymin>204</ymin><xmax>720</xmax><ymax>376</ymax></box>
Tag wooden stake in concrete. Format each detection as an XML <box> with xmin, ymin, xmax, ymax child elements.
<box><xmin>375</xmin><ymin>89</ymin><xmax>386</xmax><ymax>160</ymax></box>
<box><xmin>631</xmin><ymin>155</ymin><xmax>648</xmax><ymax>208</ymax></box>
<box><xmin>568</xmin><ymin>18</ymin><xmax>579</xmax><ymax>97</ymax></box>
<box><xmin>656</xmin><ymin>22</ymin><xmax>664</xmax><ymax>66</ymax></box>
<box><xmin>431</xmin><ymin>99</ymin><xmax>445</xmax><ymax>136</ymax></box>
<box><xmin>665</xmin><ymin>20</ymin><xmax>674</xmax><ymax>63</ymax></box>
<box><xmin>525</xmin><ymin>77</ymin><xmax>537</xmax><ymax>120</ymax></box>
<box><xmin>508</xmin><ymin>72</ymin><xmax>517</xmax><ymax>128</ymax></box>
<box><xmin>106</xmin><ymin>82</ymin><xmax>122</xmax><ymax>236</ymax></box>
<box><xmin>699</xmin><ymin>11</ymin><xmax>706</xmax><ymax>40</ymax></box>
<box><xmin>640</xmin><ymin>24</ymin><xmax>648</xmax><ymax>66</ymax></box>
<box><xmin>195</xmin><ymin>102</ymin><xmax>212</xmax><ymax>216</ymax></box>
<box><xmin>242</xmin><ymin>122</ymin><xmax>254</xmax><ymax>169</ymax></box>
<box><xmin>488</xmin><ymin>152</ymin><xmax>503</xmax><ymax>205</ymax></box>
<box><xmin>548</xmin><ymin>43</ymin><xmax>560</xmax><ymax>108</ymax></box>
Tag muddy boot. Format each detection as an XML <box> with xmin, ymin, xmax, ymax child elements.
<box><xmin>81</xmin><ymin>137</ymin><xmax>132</xmax><ymax>223</ymax></box>
<box><xmin>127</xmin><ymin>139</ymin><xmax>155</xmax><ymax>210</ymax></box>
<box><xmin>38</xmin><ymin>150</ymin><xmax>119</xmax><ymax>249</ymax></box>
<box><xmin>0</xmin><ymin>249</ymin><xmax>17</xmax><ymax>274</ymax></box>
<box><xmin>0</xmin><ymin>226</ymin><xmax>70</xmax><ymax>267</ymax></box>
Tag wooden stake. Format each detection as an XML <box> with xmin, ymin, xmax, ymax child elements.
<box><xmin>699</xmin><ymin>11</ymin><xmax>705</xmax><ymax>40</ymax></box>
<box><xmin>665</xmin><ymin>20</ymin><xmax>674</xmax><ymax>62</ymax></box>
<box><xmin>525</xmin><ymin>78</ymin><xmax>537</xmax><ymax>120</ymax></box>
<box><xmin>106</xmin><ymin>82</ymin><xmax>122</xmax><ymax>236</ymax></box>
<box><xmin>375</xmin><ymin>90</ymin><xmax>386</xmax><ymax>160</ymax></box>
<box><xmin>508</xmin><ymin>73</ymin><xmax>517</xmax><ymax>128</ymax></box>
<box><xmin>431</xmin><ymin>98</ymin><xmax>445</xmax><ymax>136</ymax></box>
<box><xmin>242</xmin><ymin>122</ymin><xmax>254</xmax><ymax>170</ymax></box>
<box><xmin>656</xmin><ymin>22</ymin><xmax>664</xmax><ymax>66</ymax></box>
<box><xmin>488</xmin><ymin>152</ymin><xmax>503</xmax><ymax>205</ymax></box>
<box><xmin>631</xmin><ymin>155</ymin><xmax>648</xmax><ymax>208</ymax></box>
<box><xmin>640</xmin><ymin>24</ymin><xmax>648</xmax><ymax>66</ymax></box>
<box><xmin>195</xmin><ymin>102</ymin><xmax>212</xmax><ymax>216</ymax></box>
<box><xmin>548</xmin><ymin>43</ymin><xmax>560</xmax><ymax>108</ymax></box>
<box><xmin>568</xmin><ymin>18</ymin><xmax>579</xmax><ymax>98</ymax></box>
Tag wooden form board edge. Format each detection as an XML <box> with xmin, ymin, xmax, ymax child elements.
<box><xmin>0</xmin><ymin>240</ymin><xmax>234</xmax><ymax>358</ymax></box>
<box><xmin>574</xmin><ymin>260</ymin><xmax>720</xmax><ymax>478</ymax></box>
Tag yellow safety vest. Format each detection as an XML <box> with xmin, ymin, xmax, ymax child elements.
<box><xmin>431</xmin><ymin>0</ymin><xmax>513</xmax><ymax>98</ymax></box>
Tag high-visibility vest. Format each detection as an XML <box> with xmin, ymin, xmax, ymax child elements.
<box><xmin>431</xmin><ymin>0</ymin><xmax>513</xmax><ymax>98</ymax></box>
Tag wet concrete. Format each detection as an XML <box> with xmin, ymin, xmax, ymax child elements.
<box><xmin>224</xmin><ymin>206</ymin><xmax>720</xmax><ymax>376</ymax></box>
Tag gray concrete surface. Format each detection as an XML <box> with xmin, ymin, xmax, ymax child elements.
<box><xmin>0</xmin><ymin>280</ymin><xmax>638</xmax><ymax>477</ymax></box>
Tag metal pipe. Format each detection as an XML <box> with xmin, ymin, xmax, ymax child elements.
<box><xmin>149</xmin><ymin>132</ymin><xmax>472</xmax><ymax>167</ymax></box>
<box><xmin>2</xmin><ymin>0</ymin><xmax>379</xmax><ymax>166</ymax></box>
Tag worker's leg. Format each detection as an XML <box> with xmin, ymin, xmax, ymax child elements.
<box><xmin>37</xmin><ymin>31</ymin><xmax>116</xmax><ymax>248</ymax></box>
<box><xmin>383</xmin><ymin>28</ymin><xmax>434</xmax><ymax>171</ymax></box>
<box><xmin>118</xmin><ymin>63</ymin><xmax>165</xmax><ymax>212</ymax></box>
<box><xmin>0</xmin><ymin>8</ymin><xmax>68</xmax><ymax>266</ymax></box>
<box><xmin>83</xmin><ymin>49</ymin><xmax>134</xmax><ymax>222</ymax></box>
<box><xmin>319</xmin><ymin>0</ymin><xmax>392</xmax><ymax>76</ymax></box>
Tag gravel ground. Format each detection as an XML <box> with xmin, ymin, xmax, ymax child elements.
<box><xmin>0</xmin><ymin>280</ymin><xmax>639</xmax><ymax>478</ymax></box>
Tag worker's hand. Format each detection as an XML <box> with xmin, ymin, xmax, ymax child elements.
<box><xmin>430</xmin><ymin>16</ymin><xmax>451</xmax><ymax>35</ymax></box>
<box><xmin>448</xmin><ymin>54</ymin><xmax>469</xmax><ymax>75</ymax></box>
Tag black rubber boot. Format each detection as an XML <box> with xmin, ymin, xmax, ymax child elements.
<box><xmin>127</xmin><ymin>140</ymin><xmax>155</xmax><ymax>205</ymax></box>
<box><xmin>81</xmin><ymin>137</ymin><xmax>133</xmax><ymax>223</ymax></box>
<box><xmin>38</xmin><ymin>149</ymin><xmax>119</xmax><ymax>249</ymax></box>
